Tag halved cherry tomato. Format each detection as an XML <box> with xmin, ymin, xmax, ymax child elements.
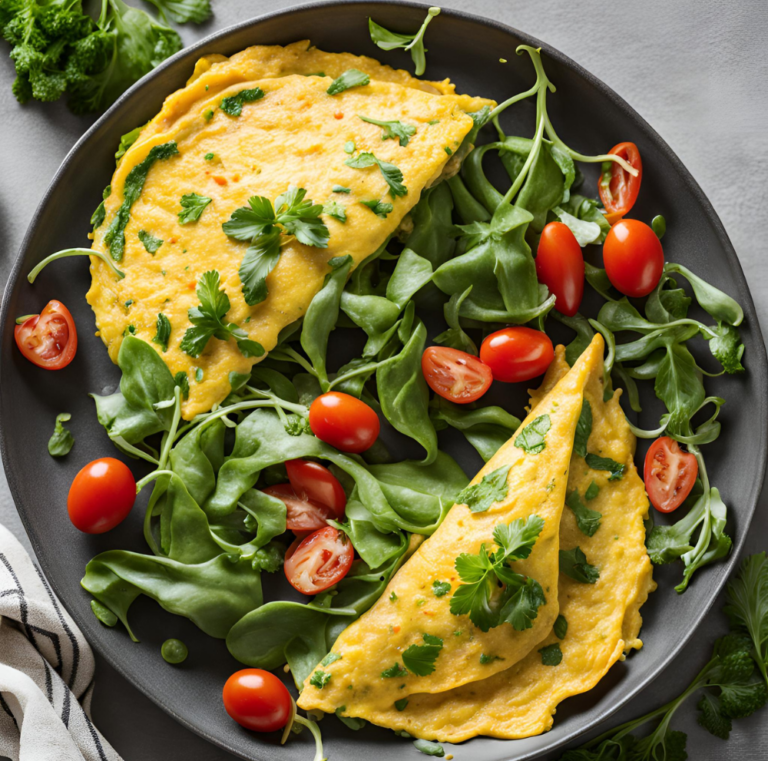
<box><xmin>262</xmin><ymin>483</ymin><xmax>334</xmax><ymax>532</ymax></box>
<box><xmin>309</xmin><ymin>392</ymin><xmax>380</xmax><ymax>453</ymax></box>
<box><xmin>222</xmin><ymin>668</ymin><xmax>292</xmax><ymax>732</ymax></box>
<box><xmin>284</xmin><ymin>526</ymin><xmax>354</xmax><ymax>595</ymax></box>
<box><xmin>286</xmin><ymin>459</ymin><xmax>346</xmax><ymax>518</ymax></box>
<box><xmin>536</xmin><ymin>222</ymin><xmax>585</xmax><ymax>317</ymax></box>
<box><xmin>14</xmin><ymin>300</ymin><xmax>77</xmax><ymax>370</ymax></box>
<box><xmin>603</xmin><ymin>219</ymin><xmax>664</xmax><ymax>298</ymax></box>
<box><xmin>644</xmin><ymin>436</ymin><xmax>698</xmax><ymax>513</ymax></box>
<box><xmin>598</xmin><ymin>141</ymin><xmax>643</xmax><ymax>224</ymax></box>
<box><xmin>67</xmin><ymin>458</ymin><xmax>136</xmax><ymax>533</ymax></box>
<box><xmin>421</xmin><ymin>346</ymin><xmax>492</xmax><ymax>404</ymax></box>
<box><xmin>480</xmin><ymin>327</ymin><xmax>554</xmax><ymax>383</ymax></box>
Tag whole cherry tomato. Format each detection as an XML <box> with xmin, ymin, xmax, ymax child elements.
<box><xmin>284</xmin><ymin>526</ymin><xmax>354</xmax><ymax>595</ymax></box>
<box><xmin>14</xmin><ymin>300</ymin><xmax>77</xmax><ymax>370</ymax></box>
<box><xmin>309</xmin><ymin>392</ymin><xmax>380</xmax><ymax>453</ymax></box>
<box><xmin>598</xmin><ymin>141</ymin><xmax>643</xmax><ymax>224</ymax></box>
<box><xmin>67</xmin><ymin>458</ymin><xmax>136</xmax><ymax>533</ymax></box>
<box><xmin>480</xmin><ymin>327</ymin><xmax>554</xmax><ymax>383</ymax></box>
<box><xmin>421</xmin><ymin>346</ymin><xmax>493</xmax><ymax>404</ymax></box>
<box><xmin>536</xmin><ymin>221</ymin><xmax>585</xmax><ymax>317</ymax></box>
<box><xmin>286</xmin><ymin>459</ymin><xmax>346</xmax><ymax>517</ymax></box>
<box><xmin>222</xmin><ymin>669</ymin><xmax>292</xmax><ymax>732</ymax></box>
<box><xmin>603</xmin><ymin>219</ymin><xmax>664</xmax><ymax>298</ymax></box>
<box><xmin>644</xmin><ymin>436</ymin><xmax>698</xmax><ymax>513</ymax></box>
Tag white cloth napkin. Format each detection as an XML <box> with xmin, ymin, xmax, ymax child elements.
<box><xmin>0</xmin><ymin>524</ymin><xmax>121</xmax><ymax>761</ymax></box>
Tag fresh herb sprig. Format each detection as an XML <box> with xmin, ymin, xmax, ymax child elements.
<box><xmin>345</xmin><ymin>152</ymin><xmax>407</xmax><ymax>197</ymax></box>
<box><xmin>359</xmin><ymin>115</ymin><xmax>416</xmax><ymax>146</ymax></box>
<box><xmin>368</xmin><ymin>7</ymin><xmax>441</xmax><ymax>76</ymax></box>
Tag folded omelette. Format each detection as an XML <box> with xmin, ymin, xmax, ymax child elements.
<box><xmin>87</xmin><ymin>43</ymin><xmax>493</xmax><ymax>419</ymax></box>
<box><xmin>316</xmin><ymin>341</ymin><xmax>655</xmax><ymax>741</ymax></box>
<box><xmin>297</xmin><ymin>334</ymin><xmax>604</xmax><ymax>719</ymax></box>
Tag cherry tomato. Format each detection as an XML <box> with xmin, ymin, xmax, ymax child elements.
<box><xmin>286</xmin><ymin>459</ymin><xmax>346</xmax><ymax>518</ymax></box>
<box><xmin>421</xmin><ymin>346</ymin><xmax>493</xmax><ymax>404</ymax></box>
<box><xmin>598</xmin><ymin>141</ymin><xmax>643</xmax><ymax>224</ymax></box>
<box><xmin>603</xmin><ymin>219</ymin><xmax>664</xmax><ymax>298</ymax></box>
<box><xmin>284</xmin><ymin>526</ymin><xmax>354</xmax><ymax>595</ymax></box>
<box><xmin>309</xmin><ymin>392</ymin><xmax>380</xmax><ymax>453</ymax></box>
<box><xmin>536</xmin><ymin>222</ymin><xmax>585</xmax><ymax>317</ymax></box>
<box><xmin>644</xmin><ymin>436</ymin><xmax>698</xmax><ymax>513</ymax></box>
<box><xmin>222</xmin><ymin>668</ymin><xmax>292</xmax><ymax>733</ymax></box>
<box><xmin>67</xmin><ymin>458</ymin><xmax>136</xmax><ymax>533</ymax></box>
<box><xmin>262</xmin><ymin>483</ymin><xmax>334</xmax><ymax>532</ymax></box>
<box><xmin>480</xmin><ymin>327</ymin><xmax>554</xmax><ymax>383</ymax></box>
<box><xmin>14</xmin><ymin>300</ymin><xmax>77</xmax><ymax>370</ymax></box>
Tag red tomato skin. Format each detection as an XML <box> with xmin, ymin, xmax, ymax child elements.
<box><xmin>479</xmin><ymin>327</ymin><xmax>555</xmax><ymax>383</ymax></box>
<box><xmin>308</xmin><ymin>392</ymin><xmax>380</xmax><ymax>454</ymax></box>
<box><xmin>284</xmin><ymin>526</ymin><xmax>354</xmax><ymax>595</ymax></box>
<box><xmin>222</xmin><ymin>669</ymin><xmax>292</xmax><ymax>733</ymax></box>
<box><xmin>285</xmin><ymin>459</ymin><xmax>346</xmax><ymax>518</ymax></box>
<box><xmin>14</xmin><ymin>300</ymin><xmax>78</xmax><ymax>370</ymax></box>
<box><xmin>603</xmin><ymin>219</ymin><xmax>664</xmax><ymax>298</ymax></box>
<box><xmin>644</xmin><ymin>436</ymin><xmax>699</xmax><ymax>513</ymax></box>
<box><xmin>598</xmin><ymin>141</ymin><xmax>643</xmax><ymax>224</ymax></box>
<box><xmin>262</xmin><ymin>483</ymin><xmax>333</xmax><ymax>532</ymax></box>
<box><xmin>536</xmin><ymin>222</ymin><xmax>585</xmax><ymax>317</ymax></box>
<box><xmin>67</xmin><ymin>458</ymin><xmax>136</xmax><ymax>534</ymax></box>
<box><xmin>421</xmin><ymin>346</ymin><xmax>493</xmax><ymax>404</ymax></box>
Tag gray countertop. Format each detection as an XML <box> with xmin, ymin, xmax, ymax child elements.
<box><xmin>1</xmin><ymin>0</ymin><xmax>767</xmax><ymax>758</ymax></box>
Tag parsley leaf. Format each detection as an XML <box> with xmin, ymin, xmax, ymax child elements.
<box><xmin>539</xmin><ymin>643</ymin><xmax>563</xmax><ymax>666</ymax></box>
<box><xmin>309</xmin><ymin>669</ymin><xmax>331</xmax><ymax>689</ymax></box>
<box><xmin>323</xmin><ymin>199</ymin><xmax>347</xmax><ymax>223</ymax></box>
<box><xmin>284</xmin><ymin>415</ymin><xmax>312</xmax><ymax>436</ymax></box>
<box><xmin>515</xmin><ymin>414</ymin><xmax>552</xmax><ymax>454</ymax></box>
<box><xmin>455</xmin><ymin>464</ymin><xmax>511</xmax><ymax>513</ymax></box>
<box><xmin>574</xmin><ymin>400</ymin><xmax>592</xmax><ymax>457</ymax></box>
<box><xmin>480</xmin><ymin>653</ymin><xmax>501</xmax><ymax>664</ymax></box>
<box><xmin>138</xmin><ymin>229</ymin><xmax>163</xmax><ymax>254</ymax></box>
<box><xmin>554</xmin><ymin>614</ymin><xmax>568</xmax><ymax>640</ymax></box>
<box><xmin>359</xmin><ymin>115</ymin><xmax>416</xmax><ymax>146</ymax></box>
<box><xmin>566</xmin><ymin>490</ymin><xmax>602</xmax><ymax>537</ymax></box>
<box><xmin>368</xmin><ymin>7</ymin><xmax>441</xmax><ymax>77</ymax></box>
<box><xmin>327</xmin><ymin>69</ymin><xmax>370</xmax><ymax>95</ymax></box>
<box><xmin>708</xmin><ymin>322</ymin><xmax>746</xmax><ymax>374</ymax></box>
<box><xmin>395</xmin><ymin>698</ymin><xmax>409</xmax><ymax>711</ymax></box>
<box><xmin>402</xmin><ymin>633</ymin><xmax>443</xmax><ymax>676</ymax></box>
<box><xmin>180</xmin><ymin>270</ymin><xmax>265</xmax><ymax>358</ymax></box>
<box><xmin>345</xmin><ymin>151</ymin><xmax>407</xmax><ymax>197</ymax></box>
<box><xmin>498</xmin><ymin>577</ymin><xmax>547</xmax><ymax>631</ymax></box>
<box><xmin>104</xmin><ymin>141</ymin><xmax>178</xmax><ymax>261</ymax></box>
<box><xmin>559</xmin><ymin>547</ymin><xmax>600</xmax><ymax>584</ymax></box>
<box><xmin>432</xmin><ymin>580</ymin><xmax>451</xmax><ymax>597</ymax></box>
<box><xmin>381</xmin><ymin>662</ymin><xmax>407</xmax><ymax>678</ymax></box>
<box><xmin>152</xmin><ymin>313</ymin><xmax>171</xmax><ymax>352</ymax></box>
<box><xmin>585</xmin><ymin>481</ymin><xmax>600</xmax><ymax>500</ymax></box>
<box><xmin>174</xmin><ymin>371</ymin><xmax>190</xmax><ymax>399</ymax></box>
<box><xmin>178</xmin><ymin>193</ymin><xmax>212</xmax><ymax>224</ymax></box>
<box><xmin>361</xmin><ymin>199</ymin><xmax>393</xmax><ymax>218</ymax></box>
<box><xmin>48</xmin><ymin>413</ymin><xmax>74</xmax><ymax>457</ymax></box>
<box><xmin>333</xmin><ymin>185</ymin><xmax>351</xmax><ymax>193</ymax></box>
<box><xmin>585</xmin><ymin>453</ymin><xmax>625</xmax><ymax>481</ymax></box>
<box><xmin>219</xmin><ymin>87</ymin><xmax>264</xmax><ymax>116</ymax></box>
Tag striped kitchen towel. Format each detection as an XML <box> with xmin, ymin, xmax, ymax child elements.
<box><xmin>0</xmin><ymin>523</ymin><xmax>120</xmax><ymax>761</ymax></box>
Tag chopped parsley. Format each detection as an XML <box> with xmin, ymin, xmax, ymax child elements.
<box><xmin>195</xmin><ymin>368</ymin><xmax>204</xmax><ymax>383</ymax></box>
<box><xmin>137</xmin><ymin>229</ymin><xmax>163</xmax><ymax>254</ymax></box>
<box><xmin>390</xmin><ymin>591</ymin><xmax>398</xmax><ymax>602</ymax></box>
<box><xmin>204</xmin><ymin>152</ymin><xmax>214</xmax><ymax>161</ymax></box>
<box><xmin>554</xmin><ymin>614</ymin><xmax>568</xmax><ymax>640</ymax></box>
<box><xmin>323</xmin><ymin>199</ymin><xmax>347</xmax><ymax>223</ymax></box>
<box><xmin>585</xmin><ymin>481</ymin><xmax>600</xmax><ymax>500</ymax></box>
<box><xmin>394</xmin><ymin>698</ymin><xmax>409</xmax><ymax>711</ymax></box>
<box><xmin>444</xmin><ymin>146</ymin><xmax>452</xmax><ymax>155</ymax></box>
<box><xmin>344</xmin><ymin>140</ymin><xmax>356</xmax><ymax>154</ymax></box>
<box><xmin>333</xmin><ymin>184</ymin><xmax>351</xmax><ymax>193</ymax></box>
<box><xmin>359</xmin><ymin>115</ymin><xmax>416</xmax><ymax>146</ymax></box>
<box><xmin>428</xmin><ymin>119</ymin><xmax>440</xmax><ymax>125</ymax></box>
<box><xmin>203</xmin><ymin>108</ymin><xmax>213</xmax><ymax>121</ymax></box>
<box><xmin>223</xmin><ymin>187</ymin><xmax>329</xmax><ymax>305</ymax></box>
<box><xmin>515</xmin><ymin>414</ymin><xmax>552</xmax><ymax>455</ymax></box>
<box><xmin>456</xmin><ymin>464</ymin><xmax>511</xmax><ymax>513</ymax></box>
<box><xmin>432</xmin><ymin>580</ymin><xmax>451</xmax><ymax>597</ymax></box>
<box><xmin>220</xmin><ymin>87</ymin><xmax>264</xmax><ymax>117</ymax></box>
<box><xmin>178</xmin><ymin>193</ymin><xmax>212</xmax><ymax>224</ymax></box>
<box><xmin>574</xmin><ymin>400</ymin><xmax>593</xmax><ymax>458</ymax></box>
<box><xmin>559</xmin><ymin>547</ymin><xmax>600</xmax><ymax>584</ymax></box>
<box><xmin>585</xmin><ymin>453</ymin><xmax>625</xmax><ymax>481</ymax></box>
<box><xmin>539</xmin><ymin>643</ymin><xmax>563</xmax><ymax>666</ymax></box>
<box><xmin>174</xmin><ymin>371</ymin><xmax>190</xmax><ymax>399</ymax></box>
<box><xmin>124</xmin><ymin>299</ymin><xmax>134</xmax><ymax>308</ymax></box>
<box><xmin>381</xmin><ymin>662</ymin><xmax>407</xmax><ymax>679</ymax></box>
<box><xmin>327</xmin><ymin>69</ymin><xmax>370</xmax><ymax>95</ymax></box>
<box><xmin>566</xmin><ymin>489</ymin><xmax>602</xmax><ymax>537</ymax></box>
<box><xmin>479</xmin><ymin>653</ymin><xmax>502</xmax><ymax>665</ymax></box>
<box><xmin>321</xmin><ymin>652</ymin><xmax>342</xmax><ymax>666</ymax></box>
<box><xmin>345</xmin><ymin>151</ymin><xmax>407</xmax><ymax>197</ymax></box>
<box><xmin>361</xmin><ymin>199</ymin><xmax>393</xmax><ymax>218</ymax></box>
<box><xmin>402</xmin><ymin>634</ymin><xmax>443</xmax><ymax>676</ymax></box>
<box><xmin>152</xmin><ymin>313</ymin><xmax>171</xmax><ymax>352</ymax></box>
<box><xmin>309</xmin><ymin>669</ymin><xmax>331</xmax><ymax>689</ymax></box>
<box><xmin>48</xmin><ymin>413</ymin><xmax>74</xmax><ymax>457</ymax></box>
<box><xmin>124</xmin><ymin>325</ymin><xmax>136</xmax><ymax>336</ymax></box>
<box><xmin>180</xmin><ymin>270</ymin><xmax>265</xmax><ymax>359</ymax></box>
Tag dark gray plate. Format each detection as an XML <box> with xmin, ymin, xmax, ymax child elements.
<box><xmin>1</xmin><ymin>2</ymin><xmax>766</xmax><ymax>759</ymax></box>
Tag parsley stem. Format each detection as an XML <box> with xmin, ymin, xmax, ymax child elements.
<box><xmin>27</xmin><ymin>247</ymin><xmax>125</xmax><ymax>283</ymax></box>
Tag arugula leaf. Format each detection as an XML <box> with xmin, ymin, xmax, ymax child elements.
<box><xmin>585</xmin><ymin>481</ymin><xmax>600</xmax><ymax>500</ymax></box>
<box><xmin>432</xmin><ymin>580</ymin><xmax>451</xmax><ymax>597</ymax></box>
<box><xmin>433</xmin><ymin>285</ymin><xmax>478</xmax><ymax>355</ymax></box>
<box><xmin>104</xmin><ymin>141</ymin><xmax>178</xmax><ymax>261</ymax></box>
<box><xmin>402</xmin><ymin>633</ymin><xmax>443</xmax><ymax>676</ymax></box>
<box><xmin>559</xmin><ymin>547</ymin><xmax>600</xmax><ymax>584</ymax></box>
<box><xmin>178</xmin><ymin>193</ymin><xmax>212</xmax><ymax>224</ymax></box>
<box><xmin>455</xmin><ymin>464</ymin><xmax>511</xmax><ymax>513</ymax></box>
<box><xmin>309</xmin><ymin>669</ymin><xmax>331</xmax><ymax>689</ymax></box>
<box><xmin>219</xmin><ymin>87</ymin><xmax>264</xmax><ymax>117</ymax></box>
<box><xmin>515</xmin><ymin>414</ymin><xmax>551</xmax><ymax>455</ymax></box>
<box><xmin>345</xmin><ymin>152</ymin><xmax>407</xmax><ymax>197</ymax></box>
<box><xmin>146</xmin><ymin>0</ymin><xmax>212</xmax><ymax>24</ymax></box>
<box><xmin>566</xmin><ymin>490</ymin><xmax>602</xmax><ymax>537</ymax></box>
<box><xmin>412</xmin><ymin>738</ymin><xmax>445</xmax><ymax>757</ymax></box>
<box><xmin>152</xmin><ymin>313</ymin><xmax>171</xmax><ymax>352</ymax></box>
<box><xmin>138</xmin><ymin>229</ymin><xmax>163</xmax><ymax>254</ymax></box>
<box><xmin>574</xmin><ymin>401</ymin><xmax>592</xmax><ymax>458</ymax></box>
<box><xmin>323</xmin><ymin>199</ymin><xmax>347</xmax><ymax>223</ymax></box>
<box><xmin>327</xmin><ymin>69</ymin><xmax>370</xmax><ymax>95</ymax></box>
<box><xmin>359</xmin><ymin>115</ymin><xmax>416</xmax><ymax>146</ymax></box>
<box><xmin>361</xmin><ymin>199</ymin><xmax>393</xmax><ymax>218</ymax></box>
<box><xmin>554</xmin><ymin>614</ymin><xmax>568</xmax><ymax>639</ymax></box>
<box><xmin>539</xmin><ymin>643</ymin><xmax>563</xmax><ymax>666</ymax></box>
<box><xmin>381</xmin><ymin>662</ymin><xmax>407</xmax><ymax>678</ymax></box>
<box><xmin>336</xmin><ymin>706</ymin><xmax>366</xmax><ymax>730</ymax></box>
<box><xmin>48</xmin><ymin>413</ymin><xmax>74</xmax><ymax>457</ymax></box>
<box><xmin>368</xmin><ymin>7</ymin><xmax>441</xmax><ymax>76</ymax></box>
<box><xmin>585</xmin><ymin>453</ymin><xmax>625</xmax><ymax>481</ymax></box>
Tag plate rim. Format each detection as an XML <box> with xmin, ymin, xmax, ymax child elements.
<box><xmin>1</xmin><ymin>1</ymin><xmax>766</xmax><ymax>759</ymax></box>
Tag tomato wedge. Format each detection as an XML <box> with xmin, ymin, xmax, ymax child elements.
<box><xmin>14</xmin><ymin>300</ymin><xmax>77</xmax><ymax>370</ymax></box>
<box><xmin>222</xmin><ymin>669</ymin><xmax>292</xmax><ymax>732</ymax></box>
<box><xmin>480</xmin><ymin>327</ymin><xmax>554</xmax><ymax>383</ymax></box>
<box><xmin>286</xmin><ymin>459</ymin><xmax>346</xmax><ymax>518</ymax></box>
<box><xmin>421</xmin><ymin>346</ymin><xmax>492</xmax><ymax>404</ymax></box>
<box><xmin>536</xmin><ymin>221</ymin><xmax>585</xmax><ymax>317</ymax></box>
<box><xmin>309</xmin><ymin>392</ymin><xmax>380</xmax><ymax>453</ymax></box>
<box><xmin>598</xmin><ymin>142</ymin><xmax>643</xmax><ymax>225</ymax></box>
<box><xmin>262</xmin><ymin>483</ymin><xmax>334</xmax><ymax>532</ymax></box>
<box><xmin>284</xmin><ymin>526</ymin><xmax>354</xmax><ymax>595</ymax></box>
<box><xmin>644</xmin><ymin>436</ymin><xmax>698</xmax><ymax>513</ymax></box>
<box><xmin>603</xmin><ymin>219</ymin><xmax>664</xmax><ymax>298</ymax></box>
